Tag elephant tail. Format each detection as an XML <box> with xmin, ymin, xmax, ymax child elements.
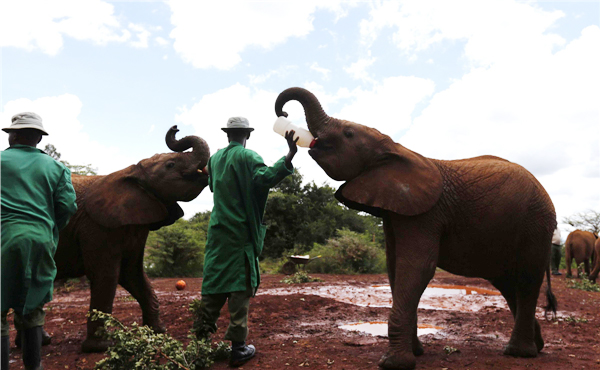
<box><xmin>544</xmin><ymin>266</ymin><xmax>558</xmax><ymax>320</ymax></box>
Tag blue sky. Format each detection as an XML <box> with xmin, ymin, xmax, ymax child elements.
<box><xmin>1</xmin><ymin>0</ymin><xmax>599</xmax><ymax>239</ymax></box>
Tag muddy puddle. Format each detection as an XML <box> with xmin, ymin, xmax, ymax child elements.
<box><xmin>259</xmin><ymin>283</ymin><xmax>508</xmax><ymax>312</ymax></box>
<box><xmin>339</xmin><ymin>321</ymin><xmax>443</xmax><ymax>337</ymax></box>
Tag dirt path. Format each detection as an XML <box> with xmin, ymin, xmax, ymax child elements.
<box><xmin>5</xmin><ymin>269</ymin><xmax>600</xmax><ymax>369</ymax></box>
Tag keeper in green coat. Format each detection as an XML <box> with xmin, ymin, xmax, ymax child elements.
<box><xmin>194</xmin><ymin>117</ymin><xmax>297</xmax><ymax>367</ymax></box>
<box><xmin>1</xmin><ymin>112</ymin><xmax>78</xmax><ymax>370</ymax></box>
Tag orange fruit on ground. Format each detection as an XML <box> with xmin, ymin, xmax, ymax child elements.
<box><xmin>176</xmin><ymin>280</ymin><xmax>186</xmax><ymax>290</ymax></box>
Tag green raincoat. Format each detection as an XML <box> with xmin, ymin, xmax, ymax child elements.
<box><xmin>202</xmin><ymin>141</ymin><xmax>293</xmax><ymax>295</ymax></box>
<box><xmin>1</xmin><ymin>145</ymin><xmax>77</xmax><ymax>314</ymax></box>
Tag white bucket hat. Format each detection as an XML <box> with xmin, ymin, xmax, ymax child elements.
<box><xmin>222</xmin><ymin>116</ymin><xmax>254</xmax><ymax>132</ymax></box>
<box><xmin>3</xmin><ymin>112</ymin><xmax>49</xmax><ymax>135</ymax></box>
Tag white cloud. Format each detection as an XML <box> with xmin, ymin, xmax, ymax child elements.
<box><xmin>128</xmin><ymin>23</ymin><xmax>151</xmax><ymax>48</ymax></box>
<box><xmin>310</xmin><ymin>62</ymin><xmax>331</xmax><ymax>80</ymax></box>
<box><xmin>0</xmin><ymin>95</ymin><xmax>134</xmax><ymax>175</ymax></box>
<box><xmin>0</xmin><ymin>0</ymin><xmax>130</xmax><ymax>55</ymax></box>
<box><xmin>155</xmin><ymin>36</ymin><xmax>169</xmax><ymax>46</ymax></box>
<box><xmin>334</xmin><ymin>76</ymin><xmax>435</xmax><ymax>136</ymax></box>
<box><xmin>248</xmin><ymin>66</ymin><xmax>298</xmax><ymax>85</ymax></box>
<box><xmin>344</xmin><ymin>56</ymin><xmax>376</xmax><ymax>82</ymax></box>
<box><xmin>167</xmin><ymin>0</ymin><xmax>353</xmax><ymax>70</ymax></box>
<box><xmin>360</xmin><ymin>0</ymin><xmax>565</xmax><ymax>67</ymax></box>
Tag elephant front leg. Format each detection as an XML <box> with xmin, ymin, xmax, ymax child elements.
<box><xmin>119</xmin><ymin>261</ymin><xmax>165</xmax><ymax>334</ymax></box>
<box><xmin>82</xmin><ymin>273</ymin><xmax>119</xmax><ymax>353</ymax></box>
<box><xmin>379</xmin><ymin>216</ymin><xmax>438</xmax><ymax>370</ymax></box>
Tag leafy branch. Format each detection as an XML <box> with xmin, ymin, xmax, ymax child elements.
<box><xmin>89</xmin><ymin>310</ymin><xmax>229</xmax><ymax>370</ymax></box>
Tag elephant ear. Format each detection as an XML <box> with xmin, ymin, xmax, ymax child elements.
<box><xmin>335</xmin><ymin>146</ymin><xmax>443</xmax><ymax>217</ymax></box>
<box><xmin>84</xmin><ymin>165</ymin><xmax>169</xmax><ymax>228</ymax></box>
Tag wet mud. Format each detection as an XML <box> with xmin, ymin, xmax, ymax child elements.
<box><xmin>4</xmin><ymin>270</ymin><xmax>600</xmax><ymax>369</ymax></box>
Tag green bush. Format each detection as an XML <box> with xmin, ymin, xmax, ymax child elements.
<box><xmin>145</xmin><ymin>219</ymin><xmax>205</xmax><ymax>277</ymax></box>
<box><xmin>304</xmin><ymin>229</ymin><xmax>386</xmax><ymax>274</ymax></box>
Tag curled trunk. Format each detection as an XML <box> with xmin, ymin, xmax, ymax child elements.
<box><xmin>165</xmin><ymin>125</ymin><xmax>210</xmax><ymax>169</ymax></box>
<box><xmin>275</xmin><ymin>87</ymin><xmax>332</xmax><ymax>136</ymax></box>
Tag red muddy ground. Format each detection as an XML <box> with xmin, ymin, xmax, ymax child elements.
<box><xmin>5</xmin><ymin>269</ymin><xmax>600</xmax><ymax>370</ymax></box>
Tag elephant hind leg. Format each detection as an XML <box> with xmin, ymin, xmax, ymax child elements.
<box><xmin>565</xmin><ymin>246</ymin><xmax>573</xmax><ymax>277</ymax></box>
<box><xmin>503</xmin><ymin>277</ymin><xmax>543</xmax><ymax>358</ymax></box>
<box><xmin>491</xmin><ymin>276</ymin><xmax>544</xmax><ymax>354</ymax></box>
<box><xmin>82</xmin><ymin>273</ymin><xmax>120</xmax><ymax>353</ymax></box>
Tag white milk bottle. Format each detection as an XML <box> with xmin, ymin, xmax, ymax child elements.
<box><xmin>273</xmin><ymin>116</ymin><xmax>314</xmax><ymax>148</ymax></box>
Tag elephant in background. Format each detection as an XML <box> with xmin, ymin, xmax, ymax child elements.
<box><xmin>275</xmin><ymin>87</ymin><xmax>557</xmax><ymax>370</ymax></box>
<box><xmin>565</xmin><ymin>229</ymin><xmax>598</xmax><ymax>278</ymax></box>
<box><xmin>52</xmin><ymin>126</ymin><xmax>210</xmax><ymax>353</ymax></box>
<box><xmin>589</xmin><ymin>237</ymin><xmax>600</xmax><ymax>283</ymax></box>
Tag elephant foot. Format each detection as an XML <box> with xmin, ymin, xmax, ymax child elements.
<box><xmin>412</xmin><ymin>338</ymin><xmax>424</xmax><ymax>356</ymax></box>
<box><xmin>81</xmin><ymin>337</ymin><xmax>112</xmax><ymax>353</ymax></box>
<box><xmin>378</xmin><ymin>350</ymin><xmax>416</xmax><ymax>370</ymax></box>
<box><xmin>534</xmin><ymin>322</ymin><xmax>544</xmax><ymax>352</ymax></box>
<box><xmin>143</xmin><ymin>317</ymin><xmax>166</xmax><ymax>334</ymax></box>
<box><xmin>503</xmin><ymin>341</ymin><xmax>538</xmax><ymax>358</ymax></box>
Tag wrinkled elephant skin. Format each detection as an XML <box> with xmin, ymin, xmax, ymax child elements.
<box><xmin>53</xmin><ymin>126</ymin><xmax>209</xmax><ymax>353</ymax></box>
<box><xmin>275</xmin><ymin>87</ymin><xmax>558</xmax><ymax>370</ymax></box>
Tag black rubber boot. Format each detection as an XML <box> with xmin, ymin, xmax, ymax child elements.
<box><xmin>21</xmin><ymin>327</ymin><xmax>43</xmax><ymax>370</ymax></box>
<box><xmin>15</xmin><ymin>329</ymin><xmax>51</xmax><ymax>348</ymax></box>
<box><xmin>229</xmin><ymin>341</ymin><xmax>255</xmax><ymax>367</ymax></box>
<box><xmin>1</xmin><ymin>335</ymin><xmax>9</xmax><ymax>370</ymax></box>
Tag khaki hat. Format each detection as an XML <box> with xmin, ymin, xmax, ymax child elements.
<box><xmin>3</xmin><ymin>112</ymin><xmax>49</xmax><ymax>135</ymax></box>
<box><xmin>221</xmin><ymin>116</ymin><xmax>254</xmax><ymax>132</ymax></box>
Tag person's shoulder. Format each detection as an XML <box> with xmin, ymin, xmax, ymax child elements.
<box><xmin>241</xmin><ymin>147</ymin><xmax>264</xmax><ymax>162</ymax></box>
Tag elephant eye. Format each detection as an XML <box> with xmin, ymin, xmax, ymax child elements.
<box><xmin>166</xmin><ymin>162</ymin><xmax>175</xmax><ymax>169</ymax></box>
<box><xmin>344</xmin><ymin>129</ymin><xmax>354</xmax><ymax>138</ymax></box>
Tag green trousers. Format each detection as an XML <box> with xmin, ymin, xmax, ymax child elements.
<box><xmin>551</xmin><ymin>243</ymin><xmax>562</xmax><ymax>272</ymax></box>
<box><xmin>195</xmin><ymin>258</ymin><xmax>255</xmax><ymax>342</ymax></box>
<box><xmin>1</xmin><ymin>306</ymin><xmax>45</xmax><ymax>337</ymax></box>
<box><xmin>195</xmin><ymin>290</ymin><xmax>251</xmax><ymax>342</ymax></box>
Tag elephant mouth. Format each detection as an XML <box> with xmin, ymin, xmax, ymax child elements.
<box><xmin>182</xmin><ymin>168</ymin><xmax>209</xmax><ymax>183</ymax></box>
<box><xmin>308</xmin><ymin>137</ymin><xmax>334</xmax><ymax>156</ymax></box>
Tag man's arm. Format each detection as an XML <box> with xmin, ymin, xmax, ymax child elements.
<box><xmin>54</xmin><ymin>168</ymin><xmax>78</xmax><ymax>230</ymax></box>
<box><xmin>250</xmin><ymin>131</ymin><xmax>297</xmax><ymax>190</ymax></box>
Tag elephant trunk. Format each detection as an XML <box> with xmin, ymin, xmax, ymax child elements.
<box><xmin>275</xmin><ymin>87</ymin><xmax>333</xmax><ymax>137</ymax></box>
<box><xmin>165</xmin><ymin>126</ymin><xmax>210</xmax><ymax>169</ymax></box>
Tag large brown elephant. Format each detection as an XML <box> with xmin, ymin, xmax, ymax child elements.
<box><xmin>275</xmin><ymin>87</ymin><xmax>557</xmax><ymax>370</ymax></box>
<box><xmin>589</xmin><ymin>237</ymin><xmax>600</xmax><ymax>283</ymax></box>
<box><xmin>564</xmin><ymin>229</ymin><xmax>598</xmax><ymax>278</ymax></box>
<box><xmin>52</xmin><ymin>126</ymin><xmax>209</xmax><ymax>353</ymax></box>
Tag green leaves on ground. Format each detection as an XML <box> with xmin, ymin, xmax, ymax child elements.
<box><xmin>90</xmin><ymin>310</ymin><xmax>229</xmax><ymax>370</ymax></box>
<box><xmin>566</xmin><ymin>268</ymin><xmax>600</xmax><ymax>292</ymax></box>
<box><xmin>280</xmin><ymin>271</ymin><xmax>323</xmax><ymax>284</ymax></box>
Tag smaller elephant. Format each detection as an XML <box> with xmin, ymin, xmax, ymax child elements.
<box><xmin>564</xmin><ymin>230</ymin><xmax>598</xmax><ymax>278</ymax></box>
<box><xmin>588</xmin><ymin>237</ymin><xmax>600</xmax><ymax>283</ymax></box>
<box><xmin>53</xmin><ymin>126</ymin><xmax>210</xmax><ymax>352</ymax></box>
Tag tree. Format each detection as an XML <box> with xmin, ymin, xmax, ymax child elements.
<box><xmin>145</xmin><ymin>219</ymin><xmax>206</xmax><ymax>277</ymax></box>
<box><xmin>563</xmin><ymin>210</ymin><xmax>600</xmax><ymax>234</ymax></box>
<box><xmin>261</xmin><ymin>170</ymin><xmax>384</xmax><ymax>259</ymax></box>
<box><xmin>44</xmin><ymin>143</ymin><xmax>98</xmax><ymax>176</ymax></box>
